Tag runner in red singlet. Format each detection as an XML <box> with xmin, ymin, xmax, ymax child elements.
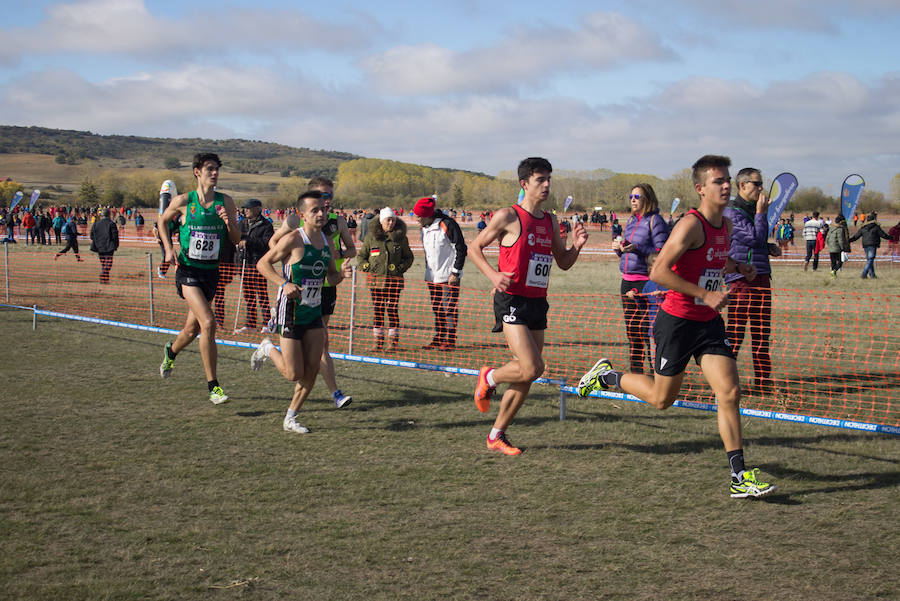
<box><xmin>467</xmin><ymin>157</ymin><xmax>588</xmax><ymax>455</ymax></box>
<box><xmin>577</xmin><ymin>155</ymin><xmax>776</xmax><ymax>498</ymax></box>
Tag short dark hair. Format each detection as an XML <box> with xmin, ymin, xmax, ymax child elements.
<box><xmin>307</xmin><ymin>176</ymin><xmax>334</xmax><ymax>190</ymax></box>
<box><xmin>735</xmin><ymin>167</ymin><xmax>760</xmax><ymax>185</ymax></box>
<box><xmin>812</xmin><ymin>211</ymin><xmax>820</xmax><ymax>218</ymax></box>
<box><xmin>691</xmin><ymin>155</ymin><xmax>731</xmax><ymax>186</ymax></box>
<box><xmin>192</xmin><ymin>153</ymin><xmax>222</xmax><ymax>171</ymax></box>
<box><xmin>517</xmin><ymin>157</ymin><xmax>552</xmax><ymax>183</ymax></box>
<box><xmin>298</xmin><ymin>190</ymin><xmax>324</xmax><ymax>204</ymax></box>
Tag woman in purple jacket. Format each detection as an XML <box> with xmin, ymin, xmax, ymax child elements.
<box><xmin>613</xmin><ymin>184</ymin><xmax>670</xmax><ymax>373</ymax></box>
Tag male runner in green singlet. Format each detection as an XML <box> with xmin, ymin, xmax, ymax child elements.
<box><xmin>158</xmin><ymin>153</ymin><xmax>241</xmax><ymax>404</ymax></box>
<box><xmin>250</xmin><ymin>191</ymin><xmax>352</xmax><ymax>433</ymax></box>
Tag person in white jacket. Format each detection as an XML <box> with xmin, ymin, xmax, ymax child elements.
<box><xmin>412</xmin><ymin>196</ymin><xmax>467</xmax><ymax>350</ymax></box>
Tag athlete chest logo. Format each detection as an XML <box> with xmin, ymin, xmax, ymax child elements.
<box><xmin>527</xmin><ymin>233</ymin><xmax>535</xmax><ymax>246</ymax></box>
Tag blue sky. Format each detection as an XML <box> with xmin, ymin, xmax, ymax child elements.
<box><xmin>1</xmin><ymin>0</ymin><xmax>899</xmax><ymax>195</ymax></box>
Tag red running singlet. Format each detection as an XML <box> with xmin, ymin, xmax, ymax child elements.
<box><xmin>498</xmin><ymin>205</ymin><xmax>554</xmax><ymax>298</ymax></box>
<box><xmin>661</xmin><ymin>208</ymin><xmax>729</xmax><ymax>321</ymax></box>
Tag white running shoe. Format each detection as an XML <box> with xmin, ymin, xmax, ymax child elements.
<box><xmin>209</xmin><ymin>386</ymin><xmax>229</xmax><ymax>405</ymax></box>
<box><xmin>233</xmin><ymin>326</ymin><xmax>255</xmax><ymax>335</ymax></box>
<box><xmin>333</xmin><ymin>390</ymin><xmax>352</xmax><ymax>409</ymax></box>
<box><xmin>250</xmin><ymin>338</ymin><xmax>272</xmax><ymax>371</ymax></box>
<box><xmin>283</xmin><ymin>417</ymin><xmax>310</xmax><ymax>434</ymax></box>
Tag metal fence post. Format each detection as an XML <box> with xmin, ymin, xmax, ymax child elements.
<box><xmin>559</xmin><ymin>386</ymin><xmax>567</xmax><ymax>421</ymax></box>
<box><xmin>4</xmin><ymin>243</ymin><xmax>9</xmax><ymax>303</ymax></box>
<box><xmin>348</xmin><ymin>265</ymin><xmax>357</xmax><ymax>354</ymax></box>
<box><xmin>32</xmin><ymin>304</ymin><xmax>37</xmax><ymax>330</ymax></box>
<box><xmin>148</xmin><ymin>254</ymin><xmax>155</xmax><ymax>326</ymax></box>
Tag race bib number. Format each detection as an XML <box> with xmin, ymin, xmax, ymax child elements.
<box><xmin>526</xmin><ymin>253</ymin><xmax>552</xmax><ymax>289</ymax></box>
<box><xmin>696</xmin><ymin>268</ymin><xmax>723</xmax><ymax>304</ymax></box>
<box><xmin>188</xmin><ymin>231</ymin><xmax>220</xmax><ymax>261</ymax></box>
<box><xmin>300</xmin><ymin>277</ymin><xmax>323</xmax><ymax>307</ymax></box>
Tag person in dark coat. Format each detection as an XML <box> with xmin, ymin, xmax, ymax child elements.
<box><xmin>234</xmin><ymin>198</ymin><xmax>274</xmax><ymax>332</ymax></box>
<box><xmin>89</xmin><ymin>208</ymin><xmax>119</xmax><ymax>283</ymax></box>
<box><xmin>849</xmin><ymin>212</ymin><xmax>891</xmax><ymax>279</ymax></box>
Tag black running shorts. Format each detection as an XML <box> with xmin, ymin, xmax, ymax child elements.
<box><xmin>175</xmin><ymin>265</ymin><xmax>219</xmax><ymax>303</ymax></box>
<box><xmin>280</xmin><ymin>316</ymin><xmax>324</xmax><ymax>340</ymax></box>
<box><xmin>652</xmin><ymin>309</ymin><xmax>734</xmax><ymax>376</ymax></box>
<box><xmin>492</xmin><ymin>291</ymin><xmax>549</xmax><ymax>332</ymax></box>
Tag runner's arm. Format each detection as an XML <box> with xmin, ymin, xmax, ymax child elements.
<box><xmin>467</xmin><ymin>207</ymin><xmax>517</xmax><ymax>292</ymax></box>
<box><xmin>549</xmin><ymin>213</ymin><xmax>587</xmax><ymax>270</ymax></box>
<box><xmin>337</xmin><ymin>216</ymin><xmax>357</xmax><ymax>259</ymax></box>
<box><xmin>218</xmin><ymin>194</ymin><xmax>242</xmax><ymax>245</ymax></box>
<box><xmin>257</xmin><ymin>232</ymin><xmax>300</xmax><ymax>297</ymax></box>
<box><xmin>159</xmin><ymin>194</ymin><xmax>188</xmax><ymax>264</ymax></box>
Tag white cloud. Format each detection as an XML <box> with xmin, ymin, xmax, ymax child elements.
<box><xmin>361</xmin><ymin>11</ymin><xmax>675</xmax><ymax>95</ymax></box>
<box><xmin>0</xmin><ymin>0</ymin><xmax>375</xmax><ymax>61</ymax></box>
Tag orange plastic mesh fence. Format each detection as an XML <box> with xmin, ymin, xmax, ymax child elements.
<box><xmin>2</xmin><ymin>244</ymin><xmax>898</xmax><ymax>428</ymax></box>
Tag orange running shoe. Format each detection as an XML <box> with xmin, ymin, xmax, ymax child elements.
<box><xmin>474</xmin><ymin>366</ymin><xmax>496</xmax><ymax>413</ymax></box>
<box><xmin>486</xmin><ymin>433</ymin><xmax>522</xmax><ymax>456</ymax></box>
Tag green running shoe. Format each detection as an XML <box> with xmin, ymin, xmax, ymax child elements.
<box><xmin>159</xmin><ymin>343</ymin><xmax>175</xmax><ymax>379</ymax></box>
<box><xmin>209</xmin><ymin>386</ymin><xmax>229</xmax><ymax>405</ymax></box>
<box><xmin>576</xmin><ymin>357</ymin><xmax>613</xmax><ymax>397</ymax></box>
<box><xmin>730</xmin><ymin>468</ymin><xmax>776</xmax><ymax>498</ymax></box>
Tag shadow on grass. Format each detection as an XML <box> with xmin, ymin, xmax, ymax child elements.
<box><xmin>758</xmin><ymin>465</ymin><xmax>900</xmax><ymax>504</ymax></box>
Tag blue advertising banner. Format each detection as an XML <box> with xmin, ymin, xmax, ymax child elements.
<box><xmin>670</xmin><ymin>197</ymin><xmax>680</xmax><ymax>215</ymax></box>
<box><xmin>840</xmin><ymin>174</ymin><xmax>865</xmax><ymax>222</ymax></box>
<box><xmin>28</xmin><ymin>189</ymin><xmax>40</xmax><ymax>211</ymax></box>
<box><xmin>766</xmin><ymin>172</ymin><xmax>798</xmax><ymax>232</ymax></box>
<box><xmin>9</xmin><ymin>190</ymin><xmax>24</xmax><ymax>211</ymax></box>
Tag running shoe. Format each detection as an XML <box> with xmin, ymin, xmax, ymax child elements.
<box><xmin>159</xmin><ymin>343</ymin><xmax>175</xmax><ymax>379</ymax></box>
<box><xmin>486</xmin><ymin>433</ymin><xmax>522</xmax><ymax>456</ymax></box>
<box><xmin>730</xmin><ymin>468</ymin><xmax>776</xmax><ymax>498</ymax></box>
<box><xmin>576</xmin><ymin>357</ymin><xmax>613</xmax><ymax>397</ymax></box>
<box><xmin>157</xmin><ymin>266</ymin><xmax>166</xmax><ymax>279</ymax></box>
<box><xmin>209</xmin><ymin>386</ymin><xmax>229</xmax><ymax>405</ymax></box>
<box><xmin>283</xmin><ymin>417</ymin><xmax>310</xmax><ymax>434</ymax></box>
<box><xmin>333</xmin><ymin>390</ymin><xmax>352</xmax><ymax>409</ymax></box>
<box><xmin>474</xmin><ymin>366</ymin><xmax>496</xmax><ymax>413</ymax></box>
<box><xmin>233</xmin><ymin>326</ymin><xmax>255</xmax><ymax>335</ymax></box>
<box><xmin>250</xmin><ymin>338</ymin><xmax>272</xmax><ymax>371</ymax></box>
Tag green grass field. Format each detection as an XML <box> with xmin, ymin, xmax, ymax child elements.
<box><xmin>1</xmin><ymin>306</ymin><xmax>898</xmax><ymax>600</ymax></box>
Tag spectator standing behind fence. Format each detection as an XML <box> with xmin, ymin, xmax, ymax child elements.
<box><xmin>887</xmin><ymin>221</ymin><xmax>900</xmax><ymax>256</ymax></box>
<box><xmin>849</xmin><ymin>211</ymin><xmax>891</xmax><ymax>279</ymax></box>
<box><xmin>723</xmin><ymin>168</ymin><xmax>781</xmax><ymax>393</ymax></box>
<box><xmin>89</xmin><ymin>208</ymin><xmax>119</xmax><ymax>284</ymax></box>
<box><xmin>825</xmin><ymin>214</ymin><xmax>850</xmax><ymax>277</ymax></box>
<box><xmin>55</xmin><ymin>216</ymin><xmax>84</xmax><ymax>261</ymax></box>
<box><xmin>802</xmin><ymin>211</ymin><xmax>824</xmax><ymax>271</ymax></box>
<box><xmin>357</xmin><ymin>207</ymin><xmax>414</xmax><ymax>351</ymax></box>
<box><xmin>413</xmin><ymin>196</ymin><xmax>467</xmax><ymax>351</ymax></box>
<box><xmin>234</xmin><ymin>198</ymin><xmax>274</xmax><ymax>333</ymax></box>
<box><xmin>51</xmin><ymin>212</ymin><xmax>65</xmax><ymax>244</ymax></box>
<box><xmin>22</xmin><ymin>211</ymin><xmax>36</xmax><ymax>245</ymax></box>
<box><xmin>613</xmin><ymin>184</ymin><xmax>670</xmax><ymax>374</ymax></box>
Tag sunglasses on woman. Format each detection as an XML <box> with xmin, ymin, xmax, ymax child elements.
<box><xmin>629</xmin><ymin>194</ymin><xmax>642</xmax><ymax>200</ymax></box>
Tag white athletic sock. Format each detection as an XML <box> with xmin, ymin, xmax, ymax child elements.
<box><xmin>489</xmin><ymin>428</ymin><xmax>503</xmax><ymax>441</ymax></box>
<box><xmin>486</xmin><ymin>369</ymin><xmax>496</xmax><ymax>388</ymax></box>
<box><xmin>286</xmin><ymin>409</ymin><xmax>297</xmax><ymax>420</ymax></box>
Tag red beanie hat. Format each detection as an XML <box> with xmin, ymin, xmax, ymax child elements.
<box><xmin>413</xmin><ymin>197</ymin><xmax>436</xmax><ymax>218</ymax></box>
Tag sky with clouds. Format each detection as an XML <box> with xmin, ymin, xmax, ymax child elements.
<box><xmin>1</xmin><ymin>0</ymin><xmax>899</xmax><ymax>195</ymax></box>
